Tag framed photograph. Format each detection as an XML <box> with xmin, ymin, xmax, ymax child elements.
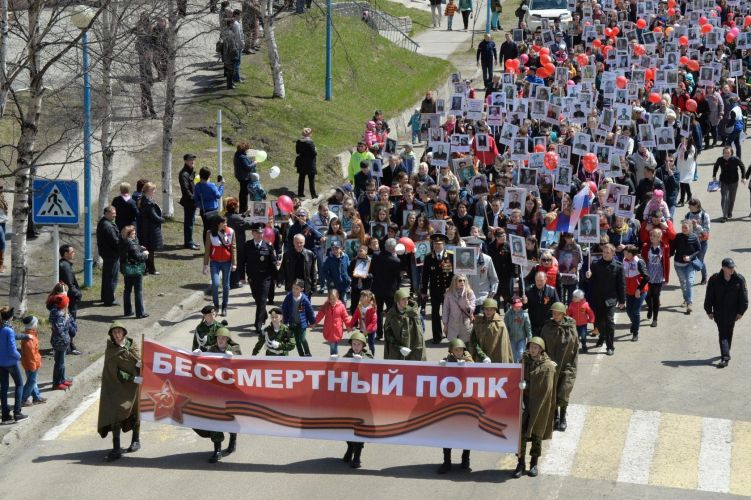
<box><xmin>605</xmin><ymin>183</ymin><xmax>628</xmax><ymax>208</ymax></box>
<box><xmin>557</xmin><ymin>248</ymin><xmax>581</xmax><ymax>278</ymax></box>
<box><xmin>554</xmin><ymin>166</ymin><xmax>572</xmax><ymax>192</ymax></box>
<box><xmin>451</xmin><ymin>133</ymin><xmax>471</xmax><ymax>153</ymax></box>
<box><xmin>540</xmin><ymin>228</ymin><xmax>560</xmax><ymax>249</ymax></box>
<box><xmin>428</xmin><ymin>219</ymin><xmax>446</xmax><ymax>235</ymax></box>
<box><xmin>414</xmin><ymin>240</ymin><xmax>430</xmax><ymax>266</ymax></box>
<box><xmin>503</xmin><ymin>187</ymin><xmax>526</xmax><ymax>214</ymax></box>
<box><xmin>576</xmin><ymin>214</ymin><xmax>600</xmax><ymax>244</ymax></box>
<box><xmin>429</xmin><ymin>141</ymin><xmax>450</xmax><ymax>166</ymax></box>
<box><xmin>450</xmin><ymin>94</ymin><xmax>465</xmax><ymax>112</ymax></box>
<box><xmin>352</xmin><ymin>255</ymin><xmax>372</xmax><ymax>278</ymax></box>
<box><xmin>344</xmin><ymin>238</ymin><xmax>360</xmax><ymax>259</ymax></box>
<box><xmin>453</xmin><ymin>246</ymin><xmax>478</xmax><ymax>275</ymax></box>
<box><xmin>491</xmin><ymin>92</ymin><xmax>505</xmax><ymax>106</ymax></box>
<box><xmin>370</xmin><ymin>222</ymin><xmax>388</xmax><ymax>240</ymax></box>
<box><xmin>475</xmin><ymin>133</ymin><xmax>490</xmax><ymax>152</ymax></box>
<box><xmin>251</xmin><ymin>201</ymin><xmax>270</xmax><ymax>223</ymax></box>
<box><xmin>487</xmin><ymin>105</ymin><xmax>504</xmax><ymax>126</ymax></box>
<box><xmin>513</xmin><ymin>28</ymin><xmax>524</xmax><ymax>42</ymax></box>
<box><xmin>655</xmin><ymin>127</ymin><xmax>675</xmax><ymax>150</ymax></box>
<box><xmin>384</xmin><ymin>138</ymin><xmax>398</xmax><ymax>157</ymax></box>
<box><xmin>509</xmin><ymin>234</ymin><xmax>527</xmax><ymax>266</ymax></box>
<box><xmin>511</xmin><ymin>137</ymin><xmax>528</xmax><ymax>160</ymax></box>
<box><xmin>615</xmin><ymin>193</ymin><xmax>635</xmax><ymax>218</ymax></box>
<box><xmin>469</xmin><ymin>174</ymin><xmax>489</xmax><ymax>195</ymax></box>
<box><xmin>572</xmin><ymin>132</ymin><xmax>591</xmax><ymax>156</ymax></box>
<box><xmin>638</xmin><ymin>123</ymin><xmax>656</xmax><ymax>148</ymax></box>
<box><xmin>557</xmin><ymin>144</ymin><xmax>571</xmax><ymax>166</ymax></box>
<box><xmin>730</xmin><ymin>58</ymin><xmax>744</xmax><ymax>77</ymax></box>
<box><xmin>499</xmin><ymin>122</ymin><xmax>517</xmax><ymax>147</ymax></box>
<box><xmin>272</xmin><ymin>200</ymin><xmax>291</xmax><ymax>223</ymax></box>
<box><xmin>518</xmin><ymin>167</ymin><xmax>538</xmax><ymax>188</ymax></box>
<box><xmin>528</xmin><ymin>152</ymin><xmax>545</xmax><ymax>170</ymax></box>
<box><xmin>436</xmin><ymin>98</ymin><xmax>446</xmax><ymax>114</ymax></box>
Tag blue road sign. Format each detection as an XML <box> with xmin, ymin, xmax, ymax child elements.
<box><xmin>32</xmin><ymin>179</ymin><xmax>79</xmax><ymax>225</ymax></box>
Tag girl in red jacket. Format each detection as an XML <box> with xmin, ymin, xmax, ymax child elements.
<box><xmin>314</xmin><ymin>290</ymin><xmax>352</xmax><ymax>356</ymax></box>
<box><xmin>346</xmin><ymin>290</ymin><xmax>378</xmax><ymax>355</ymax></box>
<box><xmin>567</xmin><ymin>289</ymin><xmax>595</xmax><ymax>354</ymax></box>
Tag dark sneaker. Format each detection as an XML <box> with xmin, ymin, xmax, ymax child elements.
<box><xmin>13</xmin><ymin>413</ymin><xmax>29</xmax><ymax>422</ymax></box>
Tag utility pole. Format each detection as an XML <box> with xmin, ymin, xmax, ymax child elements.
<box><xmin>325</xmin><ymin>0</ymin><xmax>332</xmax><ymax>100</ymax></box>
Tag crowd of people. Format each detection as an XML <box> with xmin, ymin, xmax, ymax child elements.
<box><xmin>4</xmin><ymin>0</ymin><xmax>751</xmax><ymax>479</ymax></box>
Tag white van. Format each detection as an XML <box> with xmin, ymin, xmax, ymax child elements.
<box><xmin>521</xmin><ymin>0</ymin><xmax>573</xmax><ymax>31</ymax></box>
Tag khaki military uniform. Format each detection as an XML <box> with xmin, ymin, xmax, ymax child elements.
<box><xmin>470</xmin><ymin>312</ymin><xmax>514</xmax><ymax>363</ymax></box>
<box><xmin>193</xmin><ymin>320</ymin><xmax>226</xmax><ymax>352</ymax></box>
<box><xmin>521</xmin><ymin>351</ymin><xmax>557</xmax><ymax>457</ymax></box>
<box><xmin>540</xmin><ymin>316</ymin><xmax>578</xmax><ymax>407</ymax></box>
<box><xmin>383</xmin><ymin>300</ymin><xmax>426</xmax><ymax>361</ymax></box>
<box><xmin>252</xmin><ymin>324</ymin><xmax>296</xmax><ymax>356</ymax></box>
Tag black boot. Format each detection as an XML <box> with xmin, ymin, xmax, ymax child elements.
<box><xmin>126</xmin><ymin>426</ymin><xmax>141</xmax><ymax>453</ymax></box>
<box><xmin>554</xmin><ymin>407</ymin><xmax>560</xmax><ymax>431</ymax></box>
<box><xmin>105</xmin><ymin>432</ymin><xmax>122</xmax><ymax>462</ymax></box>
<box><xmin>559</xmin><ymin>407</ymin><xmax>568</xmax><ymax>432</ymax></box>
<box><xmin>513</xmin><ymin>456</ymin><xmax>525</xmax><ymax>478</ymax></box>
<box><xmin>343</xmin><ymin>442</ymin><xmax>354</xmax><ymax>463</ymax></box>
<box><xmin>350</xmin><ymin>443</ymin><xmax>363</xmax><ymax>469</ymax></box>
<box><xmin>209</xmin><ymin>441</ymin><xmax>222</xmax><ymax>463</ymax></box>
<box><xmin>528</xmin><ymin>456</ymin><xmax>539</xmax><ymax>477</ymax></box>
<box><xmin>460</xmin><ymin>449</ymin><xmax>471</xmax><ymax>471</ymax></box>
<box><xmin>223</xmin><ymin>433</ymin><xmax>237</xmax><ymax>456</ymax></box>
<box><xmin>437</xmin><ymin>448</ymin><xmax>452</xmax><ymax>474</ymax></box>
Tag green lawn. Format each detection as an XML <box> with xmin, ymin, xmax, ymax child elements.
<box><xmin>181</xmin><ymin>12</ymin><xmax>452</xmax><ymax>190</ymax></box>
<box><xmin>370</xmin><ymin>0</ymin><xmax>433</xmax><ymax>36</ymax></box>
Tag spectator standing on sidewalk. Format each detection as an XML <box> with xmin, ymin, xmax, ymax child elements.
<box><xmin>459</xmin><ymin>0</ymin><xmax>473</xmax><ymax>31</ymax></box>
<box><xmin>477</xmin><ymin>34</ymin><xmax>497</xmax><ymax>88</ymax></box>
<box><xmin>233</xmin><ymin>142</ymin><xmax>256</xmax><ymax>213</ymax></box>
<box><xmin>295</xmin><ymin>128</ymin><xmax>318</xmax><ymax>199</ymax></box>
<box><xmin>178</xmin><ymin>153</ymin><xmax>200</xmax><ymax>250</ymax></box>
<box><xmin>193</xmin><ymin>167</ymin><xmax>225</xmax><ymax>229</ymax></box>
<box><xmin>48</xmin><ymin>293</ymin><xmax>76</xmax><ymax>391</ymax></box>
<box><xmin>137</xmin><ymin>182</ymin><xmax>165</xmax><ymax>276</ymax></box>
<box><xmin>97</xmin><ymin>206</ymin><xmax>121</xmax><ymax>307</ymax></box>
<box><xmin>0</xmin><ymin>307</ymin><xmax>29</xmax><ymax>423</ymax></box>
<box><xmin>20</xmin><ymin>316</ymin><xmax>45</xmax><ymax>407</ymax></box>
<box><xmin>444</xmin><ymin>0</ymin><xmax>458</xmax><ymax>31</ymax></box>
<box><xmin>704</xmin><ymin>258</ymin><xmax>748</xmax><ymax>368</ymax></box>
<box><xmin>112</xmin><ymin>182</ymin><xmax>138</xmax><ymax>233</ymax></box>
<box><xmin>58</xmin><ymin>245</ymin><xmax>82</xmax><ymax>357</ymax></box>
<box><xmin>429</xmin><ymin>0</ymin><xmax>443</xmax><ymax>28</ymax></box>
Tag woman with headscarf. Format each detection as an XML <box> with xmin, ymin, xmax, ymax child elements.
<box><xmin>98</xmin><ymin>322</ymin><xmax>141</xmax><ymax>462</ymax></box>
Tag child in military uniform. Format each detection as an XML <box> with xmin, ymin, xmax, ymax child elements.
<box><xmin>341</xmin><ymin>331</ymin><xmax>373</xmax><ymax>468</ymax></box>
<box><xmin>194</xmin><ymin>327</ymin><xmax>241</xmax><ymax>463</ymax></box>
<box><xmin>192</xmin><ymin>305</ymin><xmax>228</xmax><ymax>352</ymax></box>
<box><xmin>514</xmin><ymin>336</ymin><xmax>556</xmax><ymax>478</ymax></box>
<box><xmin>252</xmin><ymin>307</ymin><xmax>296</xmax><ymax>356</ymax></box>
<box><xmin>437</xmin><ymin>338</ymin><xmax>473</xmax><ymax>474</ymax></box>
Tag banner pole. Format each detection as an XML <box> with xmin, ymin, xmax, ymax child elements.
<box><xmin>517</xmin><ymin>357</ymin><xmax>524</xmax><ymax>457</ymax></box>
<box><xmin>137</xmin><ymin>334</ymin><xmax>145</xmax><ymax>415</ymax></box>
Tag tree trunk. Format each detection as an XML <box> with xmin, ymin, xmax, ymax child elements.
<box><xmin>96</xmin><ymin>6</ymin><xmax>116</xmax><ymax>226</ymax></box>
<box><xmin>0</xmin><ymin>0</ymin><xmax>9</xmax><ymax>117</ymax></box>
<box><xmin>265</xmin><ymin>4</ymin><xmax>285</xmax><ymax>99</ymax></box>
<box><xmin>10</xmin><ymin>3</ymin><xmax>42</xmax><ymax>314</ymax></box>
<box><xmin>160</xmin><ymin>0</ymin><xmax>177</xmax><ymax>218</ymax></box>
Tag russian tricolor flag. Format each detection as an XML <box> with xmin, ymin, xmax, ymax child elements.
<box><xmin>547</xmin><ymin>185</ymin><xmax>591</xmax><ymax>233</ymax></box>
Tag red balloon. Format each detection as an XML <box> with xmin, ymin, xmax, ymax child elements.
<box><xmin>616</xmin><ymin>75</ymin><xmax>628</xmax><ymax>89</ymax></box>
<box><xmin>667</xmin><ymin>0</ymin><xmax>675</xmax><ymax>7</ymax></box>
<box><xmin>544</xmin><ymin>63</ymin><xmax>556</xmax><ymax>75</ymax></box>
<box><xmin>262</xmin><ymin>227</ymin><xmax>275</xmax><ymax>244</ymax></box>
<box><xmin>544</xmin><ymin>151</ymin><xmax>559</xmax><ymax>171</ymax></box>
<box><xmin>587</xmin><ymin>181</ymin><xmax>598</xmax><ymax>194</ymax></box>
<box><xmin>398</xmin><ymin>237</ymin><xmax>415</xmax><ymax>253</ymax></box>
<box><xmin>636</xmin><ymin>18</ymin><xmax>647</xmax><ymax>29</ymax></box>
<box><xmin>593</xmin><ymin>39</ymin><xmax>602</xmax><ymax>48</ymax></box>
<box><xmin>539</xmin><ymin>47</ymin><xmax>550</xmax><ymax>56</ymax></box>
<box><xmin>645</xmin><ymin>68</ymin><xmax>655</xmax><ymax>81</ymax></box>
<box><xmin>679</xmin><ymin>35</ymin><xmax>688</xmax><ymax>46</ymax></box>
<box><xmin>667</xmin><ymin>7</ymin><xmax>675</xmax><ymax>16</ymax></box>
<box><xmin>534</xmin><ymin>144</ymin><xmax>546</xmax><ymax>153</ymax></box>
<box><xmin>612</xmin><ymin>27</ymin><xmax>620</xmax><ymax>36</ymax></box>
<box><xmin>648</xmin><ymin>92</ymin><xmax>661</xmax><ymax>104</ymax></box>
<box><xmin>604</xmin><ymin>27</ymin><xmax>613</xmax><ymax>37</ymax></box>
<box><xmin>744</xmin><ymin>15</ymin><xmax>751</xmax><ymax>28</ymax></box>
<box><xmin>686</xmin><ymin>60</ymin><xmax>700</xmax><ymax>72</ymax></box>
<box><xmin>539</xmin><ymin>54</ymin><xmax>551</xmax><ymax>66</ymax></box>
<box><xmin>726</xmin><ymin>32</ymin><xmax>736</xmax><ymax>44</ymax></box>
<box><xmin>699</xmin><ymin>16</ymin><xmax>707</xmax><ymax>26</ymax></box>
<box><xmin>685</xmin><ymin>99</ymin><xmax>697</xmax><ymax>112</ymax></box>
<box><xmin>536</xmin><ymin>67</ymin><xmax>548</xmax><ymax>79</ymax></box>
<box><xmin>577</xmin><ymin>54</ymin><xmax>589</xmax><ymax>66</ymax></box>
<box><xmin>633</xmin><ymin>44</ymin><xmax>645</xmax><ymax>56</ymax></box>
<box><xmin>582</xmin><ymin>153</ymin><xmax>598</xmax><ymax>173</ymax></box>
<box><xmin>277</xmin><ymin>195</ymin><xmax>294</xmax><ymax>213</ymax></box>
<box><xmin>679</xmin><ymin>55</ymin><xmax>689</xmax><ymax>65</ymax></box>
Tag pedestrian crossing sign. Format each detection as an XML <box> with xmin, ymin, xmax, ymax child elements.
<box><xmin>32</xmin><ymin>179</ymin><xmax>79</xmax><ymax>225</ymax></box>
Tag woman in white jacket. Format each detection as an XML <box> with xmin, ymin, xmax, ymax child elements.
<box><xmin>676</xmin><ymin>136</ymin><xmax>697</xmax><ymax>206</ymax></box>
<box><xmin>442</xmin><ymin>274</ymin><xmax>476</xmax><ymax>342</ymax></box>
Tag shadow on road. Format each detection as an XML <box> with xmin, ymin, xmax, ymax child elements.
<box><xmin>661</xmin><ymin>357</ymin><xmax>720</xmax><ymax>368</ymax></box>
<box><xmin>31</xmin><ymin>451</ymin><xmax>513</xmax><ymax>482</ymax></box>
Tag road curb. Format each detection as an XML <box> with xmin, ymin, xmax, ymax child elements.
<box><xmin>0</xmin><ymin>290</ymin><xmax>205</xmax><ymax>452</ymax></box>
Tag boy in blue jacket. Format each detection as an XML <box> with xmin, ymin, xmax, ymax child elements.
<box><xmin>282</xmin><ymin>279</ymin><xmax>315</xmax><ymax>356</ymax></box>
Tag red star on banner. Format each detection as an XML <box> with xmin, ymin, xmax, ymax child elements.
<box><xmin>146</xmin><ymin>380</ymin><xmax>190</xmax><ymax>423</ymax></box>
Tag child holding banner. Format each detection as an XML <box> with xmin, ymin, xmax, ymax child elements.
<box><xmin>437</xmin><ymin>338</ymin><xmax>473</xmax><ymax>474</ymax></box>
<box><xmin>341</xmin><ymin>331</ymin><xmax>373</xmax><ymax>468</ymax></box>
<box><xmin>253</xmin><ymin>307</ymin><xmax>296</xmax><ymax>356</ymax></box>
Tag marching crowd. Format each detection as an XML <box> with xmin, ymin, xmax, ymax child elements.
<box><xmin>2</xmin><ymin>0</ymin><xmax>751</xmax><ymax>479</ymax></box>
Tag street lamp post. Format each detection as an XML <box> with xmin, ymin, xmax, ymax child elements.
<box><xmin>72</xmin><ymin>6</ymin><xmax>94</xmax><ymax>288</ymax></box>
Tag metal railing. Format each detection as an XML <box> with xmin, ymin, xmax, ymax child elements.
<box><xmin>331</xmin><ymin>0</ymin><xmax>420</xmax><ymax>52</ymax></box>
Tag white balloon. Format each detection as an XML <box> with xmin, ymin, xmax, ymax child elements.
<box><xmin>395</xmin><ymin>243</ymin><xmax>406</xmax><ymax>255</ymax></box>
<box><xmin>270</xmin><ymin>165</ymin><xmax>281</xmax><ymax>179</ymax></box>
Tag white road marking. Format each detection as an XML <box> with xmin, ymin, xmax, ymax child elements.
<box><xmin>698</xmin><ymin>417</ymin><xmax>732</xmax><ymax>493</ymax></box>
<box><xmin>617</xmin><ymin>410</ymin><xmax>661</xmax><ymax>484</ymax></box>
<box><xmin>41</xmin><ymin>389</ymin><xmax>100</xmax><ymax>441</ymax></box>
<box><xmin>539</xmin><ymin>403</ymin><xmax>587</xmax><ymax>476</ymax></box>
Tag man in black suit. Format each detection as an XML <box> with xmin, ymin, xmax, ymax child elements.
<box><xmin>370</xmin><ymin>238</ymin><xmax>402</xmax><ymax>340</ymax></box>
<box><xmin>96</xmin><ymin>206</ymin><xmax>120</xmax><ymax>307</ymax></box>
<box><xmin>523</xmin><ymin>271</ymin><xmax>560</xmax><ymax>336</ymax></box>
<box><xmin>420</xmin><ymin>233</ymin><xmax>454</xmax><ymax>344</ymax></box>
<box><xmin>279</xmin><ymin>233</ymin><xmax>316</xmax><ymax>297</ymax></box>
<box><xmin>245</xmin><ymin>223</ymin><xmax>277</xmax><ymax>334</ymax></box>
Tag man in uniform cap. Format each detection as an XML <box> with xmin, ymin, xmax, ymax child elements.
<box><xmin>420</xmin><ymin>233</ymin><xmax>454</xmax><ymax>344</ymax></box>
<box><xmin>470</xmin><ymin>298</ymin><xmax>514</xmax><ymax>363</ymax></box>
<box><xmin>540</xmin><ymin>302</ymin><xmax>578</xmax><ymax>432</ymax></box>
<box><xmin>383</xmin><ymin>288</ymin><xmax>426</xmax><ymax>361</ymax></box>
<box><xmin>245</xmin><ymin>222</ymin><xmax>277</xmax><ymax>334</ymax></box>
<box><xmin>704</xmin><ymin>258</ymin><xmax>748</xmax><ymax>368</ymax></box>
<box><xmin>513</xmin><ymin>336</ymin><xmax>556</xmax><ymax>478</ymax></box>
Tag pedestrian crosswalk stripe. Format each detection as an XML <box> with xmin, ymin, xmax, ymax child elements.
<box><xmin>571</xmin><ymin>406</ymin><xmax>632</xmax><ymax>481</ymax></box>
<box><xmin>648</xmin><ymin>413</ymin><xmax>702</xmax><ymax>490</ymax></box>
<box><xmin>698</xmin><ymin>417</ymin><xmax>732</xmax><ymax>493</ymax></box>
<box><xmin>730</xmin><ymin>421</ymin><xmax>751</xmax><ymax>496</ymax></box>
<box><xmin>538</xmin><ymin>404</ymin><xmax>588</xmax><ymax>476</ymax></box>
<box><xmin>616</xmin><ymin>410</ymin><xmax>660</xmax><ymax>485</ymax></box>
